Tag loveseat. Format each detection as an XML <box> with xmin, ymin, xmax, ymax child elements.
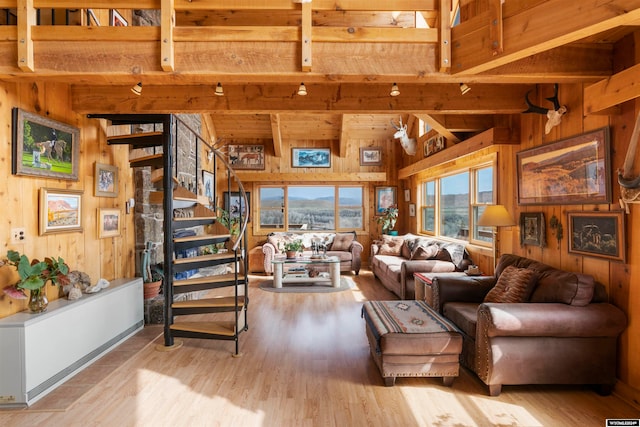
<box><xmin>370</xmin><ymin>234</ymin><xmax>472</xmax><ymax>299</ymax></box>
<box><xmin>428</xmin><ymin>253</ymin><xmax>627</xmax><ymax>396</ymax></box>
<box><xmin>262</xmin><ymin>232</ymin><xmax>363</xmax><ymax>275</ymax></box>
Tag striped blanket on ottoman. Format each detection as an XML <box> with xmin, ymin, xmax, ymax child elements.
<box><xmin>362</xmin><ymin>300</ymin><xmax>462</xmax><ymax>387</ymax></box>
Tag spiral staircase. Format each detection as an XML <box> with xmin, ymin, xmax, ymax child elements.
<box><xmin>89</xmin><ymin>114</ymin><xmax>249</xmax><ymax>356</ymax></box>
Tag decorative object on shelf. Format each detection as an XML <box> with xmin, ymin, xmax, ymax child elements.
<box><xmin>283</xmin><ymin>239</ymin><xmax>304</xmax><ymax>259</ymax></box>
<box><xmin>359</xmin><ymin>147</ymin><xmax>382</xmax><ymax>166</ymax></box>
<box><xmin>291</xmin><ymin>148</ymin><xmax>331</xmax><ymax>168</ymax></box>
<box><xmin>424</xmin><ymin>134</ymin><xmax>445</xmax><ymax>157</ymax></box>
<box><xmin>1</xmin><ymin>250</ymin><xmax>70</xmax><ymax>313</ymax></box>
<box><xmin>376</xmin><ymin>204</ymin><xmax>398</xmax><ymax>235</ymax></box>
<box><xmin>567</xmin><ymin>211</ymin><xmax>626</xmax><ymax>262</ymax></box>
<box><xmin>39</xmin><ymin>187</ymin><xmax>84</xmax><ymax>235</ymax></box>
<box><xmin>11</xmin><ymin>108</ymin><xmax>80</xmax><ymax>181</ymax></box>
<box><xmin>516</xmin><ymin>127</ymin><xmax>611</xmax><ymax>205</ymax></box>
<box><xmin>519</xmin><ymin>212</ymin><xmax>546</xmax><ymax>247</ymax></box>
<box><xmin>94</xmin><ymin>162</ymin><xmax>118</xmax><ymax>197</ymax></box>
<box><xmin>549</xmin><ymin>215</ymin><xmax>563</xmax><ymax>248</ymax></box>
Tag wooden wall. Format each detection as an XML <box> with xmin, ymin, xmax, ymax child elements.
<box><xmin>0</xmin><ymin>82</ymin><xmax>135</xmax><ymax>318</ymax></box>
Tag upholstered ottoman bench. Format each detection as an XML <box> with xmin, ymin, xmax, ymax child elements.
<box><xmin>362</xmin><ymin>300</ymin><xmax>462</xmax><ymax>387</ymax></box>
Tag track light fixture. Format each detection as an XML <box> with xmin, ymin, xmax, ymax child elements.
<box><xmin>459</xmin><ymin>82</ymin><xmax>471</xmax><ymax>95</ymax></box>
<box><xmin>297</xmin><ymin>82</ymin><xmax>307</xmax><ymax>96</ymax></box>
<box><xmin>215</xmin><ymin>82</ymin><xmax>224</xmax><ymax>96</ymax></box>
<box><xmin>131</xmin><ymin>82</ymin><xmax>142</xmax><ymax>96</ymax></box>
<box><xmin>390</xmin><ymin>83</ymin><xmax>400</xmax><ymax>97</ymax></box>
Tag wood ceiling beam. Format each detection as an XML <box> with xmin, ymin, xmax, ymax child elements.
<box><xmin>161</xmin><ymin>0</ymin><xmax>175</xmax><ymax>72</ymax></box>
<box><xmin>452</xmin><ymin>0</ymin><xmax>640</xmax><ymax>75</ymax></box>
<box><xmin>584</xmin><ymin>62</ymin><xmax>640</xmax><ymax>114</ymax></box>
<box><xmin>270</xmin><ymin>114</ymin><xmax>283</xmax><ymax>158</ymax></box>
<box><xmin>426</xmin><ymin>114</ymin><xmax>496</xmax><ymax>132</ymax></box>
<box><xmin>71</xmin><ymin>83</ymin><xmax>533</xmax><ymax>114</ymax></box>
<box><xmin>413</xmin><ymin>114</ymin><xmax>460</xmax><ymax>142</ymax></box>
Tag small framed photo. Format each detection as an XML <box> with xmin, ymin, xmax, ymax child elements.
<box><xmin>95</xmin><ymin>162</ymin><xmax>119</xmax><ymax>197</ymax></box>
<box><xmin>110</xmin><ymin>9</ymin><xmax>127</xmax><ymax>26</ymax></box>
<box><xmin>202</xmin><ymin>170</ymin><xmax>215</xmax><ymax>204</ymax></box>
<box><xmin>375</xmin><ymin>186</ymin><xmax>397</xmax><ymax>215</ymax></box>
<box><xmin>520</xmin><ymin>212</ymin><xmax>546</xmax><ymax>247</ymax></box>
<box><xmin>12</xmin><ymin>108</ymin><xmax>80</xmax><ymax>181</ymax></box>
<box><xmin>228</xmin><ymin>144</ymin><xmax>265</xmax><ymax>170</ymax></box>
<box><xmin>568</xmin><ymin>211</ymin><xmax>625</xmax><ymax>262</ymax></box>
<box><xmin>409</xmin><ymin>204</ymin><xmax>416</xmax><ymax>217</ymax></box>
<box><xmin>39</xmin><ymin>188</ymin><xmax>83</xmax><ymax>235</ymax></box>
<box><xmin>404</xmin><ymin>189</ymin><xmax>411</xmax><ymax>202</ymax></box>
<box><xmin>292</xmin><ymin>148</ymin><xmax>331</xmax><ymax>168</ymax></box>
<box><xmin>98</xmin><ymin>208</ymin><xmax>122</xmax><ymax>238</ymax></box>
<box><xmin>359</xmin><ymin>147</ymin><xmax>382</xmax><ymax>166</ymax></box>
<box><xmin>224</xmin><ymin>191</ymin><xmax>250</xmax><ymax>220</ymax></box>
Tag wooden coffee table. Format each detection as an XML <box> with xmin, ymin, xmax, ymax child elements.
<box><xmin>271</xmin><ymin>256</ymin><xmax>341</xmax><ymax>288</ymax></box>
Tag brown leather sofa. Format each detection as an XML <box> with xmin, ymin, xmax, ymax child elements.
<box><xmin>429</xmin><ymin>254</ymin><xmax>627</xmax><ymax>396</ymax></box>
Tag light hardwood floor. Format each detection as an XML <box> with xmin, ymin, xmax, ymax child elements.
<box><xmin>1</xmin><ymin>270</ymin><xmax>639</xmax><ymax>427</ymax></box>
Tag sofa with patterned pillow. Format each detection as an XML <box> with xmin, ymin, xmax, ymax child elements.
<box><xmin>261</xmin><ymin>231</ymin><xmax>363</xmax><ymax>275</ymax></box>
<box><xmin>370</xmin><ymin>233</ymin><xmax>473</xmax><ymax>299</ymax></box>
<box><xmin>428</xmin><ymin>253</ymin><xmax>627</xmax><ymax>396</ymax></box>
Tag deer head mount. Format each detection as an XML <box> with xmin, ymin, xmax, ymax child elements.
<box><xmin>523</xmin><ymin>83</ymin><xmax>567</xmax><ymax>134</ymax></box>
<box><xmin>390</xmin><ymin>117</ymin><xmax>417</xmax><ymax>156</ymax></box>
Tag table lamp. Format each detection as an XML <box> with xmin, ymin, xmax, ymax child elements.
<box><xmin>477</xmin><ymin>204</ymin><xmax>516</xmax><ymax>271</ymax></box>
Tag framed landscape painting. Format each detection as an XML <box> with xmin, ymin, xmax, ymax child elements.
<box><xmin>516</xmin><ymin>127</ymin><xmax>611</xmax><ymax>205</ymax></box>
<box><xmin>292</xmin><ymin>148</ymin><xmax>331</xmax><ymax>168</ymax></box>
<box><xmin>12</xmin><ymin>108</ymin><xmax>80</xmax><ymax>181</ymax></box>
<box><xmin>568</xmin><ymin>211</ymin><xmax>625</xmax><ymax>262</ymax></box>
<box><xmin>39</xmin><ymin>188</ymin><xmax>83</xmax><ymax>235</ymax></box>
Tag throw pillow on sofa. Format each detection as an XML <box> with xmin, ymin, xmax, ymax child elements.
<box><xmin>484</xmin><ymin>265</ymin><xmax>538</xmax><ymax>303</ymax></box>
<box><xmin>331</xmin><ymin>233</ymin><xmax>355</xmax><ymax>251</ymax></box>
<box><xmin>379</xmin><ymin>235</ymin><xmax>405</xmax><ymax>256</ymax></box>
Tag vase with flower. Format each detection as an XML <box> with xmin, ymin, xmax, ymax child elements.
<box><xmin>2</xmin><ymin>250</ymin><xmax>70</xmax><ymax>313</ymax></box>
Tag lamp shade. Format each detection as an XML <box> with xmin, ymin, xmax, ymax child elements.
<box><xmin>477</xmin><ymin>205</ymin><xmax>515</xmax><ymax>227</ymax></box>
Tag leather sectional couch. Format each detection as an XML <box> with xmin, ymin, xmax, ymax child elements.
<box><xmin>428</xmin><ymin>253</ymin><xmax>627</xmax><ymax>396</ymax></box>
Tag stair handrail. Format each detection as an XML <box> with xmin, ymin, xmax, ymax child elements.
<box><xmin>172</xmin><ymin>116</ymin><xmax>249</xmax><ymax>252</ymax></box>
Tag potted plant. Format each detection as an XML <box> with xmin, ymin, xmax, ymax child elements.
<box><xmin>376</xmin><ymin>204</ymin><xmax>399</xmax><ymax>235</ymax></box>
<box><xmin>141</xmin><ymin>241</ymin><xmax>163</xmax><ymax>299</ymax></box>
<box><xmin>2</xmin><ymin>250</ymin><xmax>70</xmax><ymax>313</ymax></box>
<box><xmin>283</xmin><ymin>239</ymin><xmax>304</xmax><ymax>259</ymax></box>
<box><xmin>215</xmin><ymin>207</ymin><xmax>240</xmax><ymax>238</ymax></box>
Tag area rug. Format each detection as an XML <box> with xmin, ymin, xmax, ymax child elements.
<box><xmin>259</xmin><ymin>276</ymin><xmax>355</xmax><ymax>293</ymax></box>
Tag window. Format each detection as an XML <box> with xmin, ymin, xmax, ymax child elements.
<box><xmin>419</xmin><ymin>161</ymin><xmax>495</xmax><ymax>245</ymax></box>
<box><xmin>258</xmin><ymin>185</ymin><xmax>364</xmax><ymax>232</ymax></box>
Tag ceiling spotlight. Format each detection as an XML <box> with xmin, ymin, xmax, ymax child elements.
<box><xmin>390</xmin><ymin>83</ymin><xmax>400</xmax><ymax>97</ymax></box>
<box><xmin>215</xmin><ymin>82</ymin><xmax>224</xmax><ymax>96</ymax></box>
<box><xmin>131</xmin><ymin>82</ymin><xmax>142</xmax><ymax>96</ymax></box>
<box><xmin>459</xmin><ymin>82</ymin><xmax>471</xmax><ymax>95</ymax></box>
<box><xmin>297</xmin><ymin>82</ymin><xmax>307</xmax><ymax>96</ymax></box>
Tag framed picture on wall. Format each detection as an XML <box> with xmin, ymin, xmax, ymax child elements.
<box><xmin>98</xmin><ymin>208</ymin><xmax>121</xmax><ymax>238</ymax></box>
<box><xmin>39</xmin><ymin>188</ymin><xmax>83</xmax><ymax>235</ymax></box>
<box><xmin>12</xmin><ymin>108</ymin><xmax>80</xmax><ymax>181</ymax></box>
<box><xmin>110</xmin><ymin>9</ymin><xmax>127</xmax><ymax>26</ymax></box>
<box><xmin>567</xmin><ymin>211</ymin><xmax>625</xmax><ymax>262</ymax></box>
<box><xmin>359</xmin><ymin>147</ymin><xmax>382</xmax><ymax>166</ymax></box>
<box><xmin>95</xmin><ymin>163</ymin><xmax>119</xmax><ymax>197</ymax></box>
<box><xmin>228</xmin><ymin>145</ymin><xmax>265</xmax><ymax>170</ymax></box>
<box><xmin>519</xmin><ymin>212</ymin><xmax>546</xmax><ymax>247</ymax></box>
<box><xmin>375</xmin><ymin>186</ymin><xmax>396</xmax><ymax>215</ymax></box>
<box><xmin>516</xmin><ymin>127</ymin><xmax>611</xmax><ymax>205</ymax></box>
<box><xmin>224</xmin><ymin>191</ymin><xmax>250</xmax><ymax>221</ymax></box>
<box><xmin>292</xmin><ymin>148</ymin><xmax>331</xmax><ymax>168</ymax></box>
<box><xmin>202</xmin><ymin>170</ymin><xmax>215</xmax><ymax>205</ymax></box>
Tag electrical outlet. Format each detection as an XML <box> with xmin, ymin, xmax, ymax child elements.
<box><xmin>11</xmin><ymin>227</ymin><xmax>26</xmax><ymax>244</ymax></box>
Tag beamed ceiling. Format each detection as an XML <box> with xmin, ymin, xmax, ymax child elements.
<box><xmin>2</xmin><ymin>0</ymin><xmax>640</xmax><ymax>149</ymax></box>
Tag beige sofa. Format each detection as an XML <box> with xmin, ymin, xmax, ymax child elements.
<box><xmin>370</xmin><ymin>234</ymin><xmax>473</xmax><ymax>299</ymax></box>
<box><xmin>429</xmin><ymin>253</ymin><xmax>627</xmax><ymax>396</ymax></box>
<box><xmin>262</xmin><ymin>231</ymin><xmax>363</xmax><ymax>275</ymax></box>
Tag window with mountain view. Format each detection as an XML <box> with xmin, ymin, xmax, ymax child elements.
<box><xmin>258</xmin><ymin>185</ymin><xmax>363</xmax><ymax>231</ymax></box>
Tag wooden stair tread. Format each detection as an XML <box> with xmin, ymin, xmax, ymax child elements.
<box><xmin>174</xmin><ymin>234</ymin><xmax>230</xmax><ymax>243</ymax></box>
<box><xmin>170</xmin><ymin>321</ymin><xmax>236</xmax><ymax>336</ymax></box>
<box><xmin>107</xmin><ymin>131</ymin><xmax>163</xmax><ymax>147</ymax></box>
<box><xmin>129</xmin><ymin>153</ymin><xmax>163</xmax><ymax>164</ymax></box>
<box><xmin>150</xmin><ymin>168</ymin><xmax>180</xmax><ymax>184</ymax></box>
<box><xmin>173</xmin><ymin>215</ymin><xmax>216</xmax><ymax>222</ymax></box>
<box><xmin>174</xmin><ymin>253</ymin><xmax>237</xmax><ymax>265</ymax></box>
<box><xmin>174</xmin><ymin>273</ymin><xmax>244</xmax><ymax>287</ymax></box>
<box><xmin>172</xmin><ymin>296</ymin><xmax>246</xmax><ymax>309</ymax></box>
